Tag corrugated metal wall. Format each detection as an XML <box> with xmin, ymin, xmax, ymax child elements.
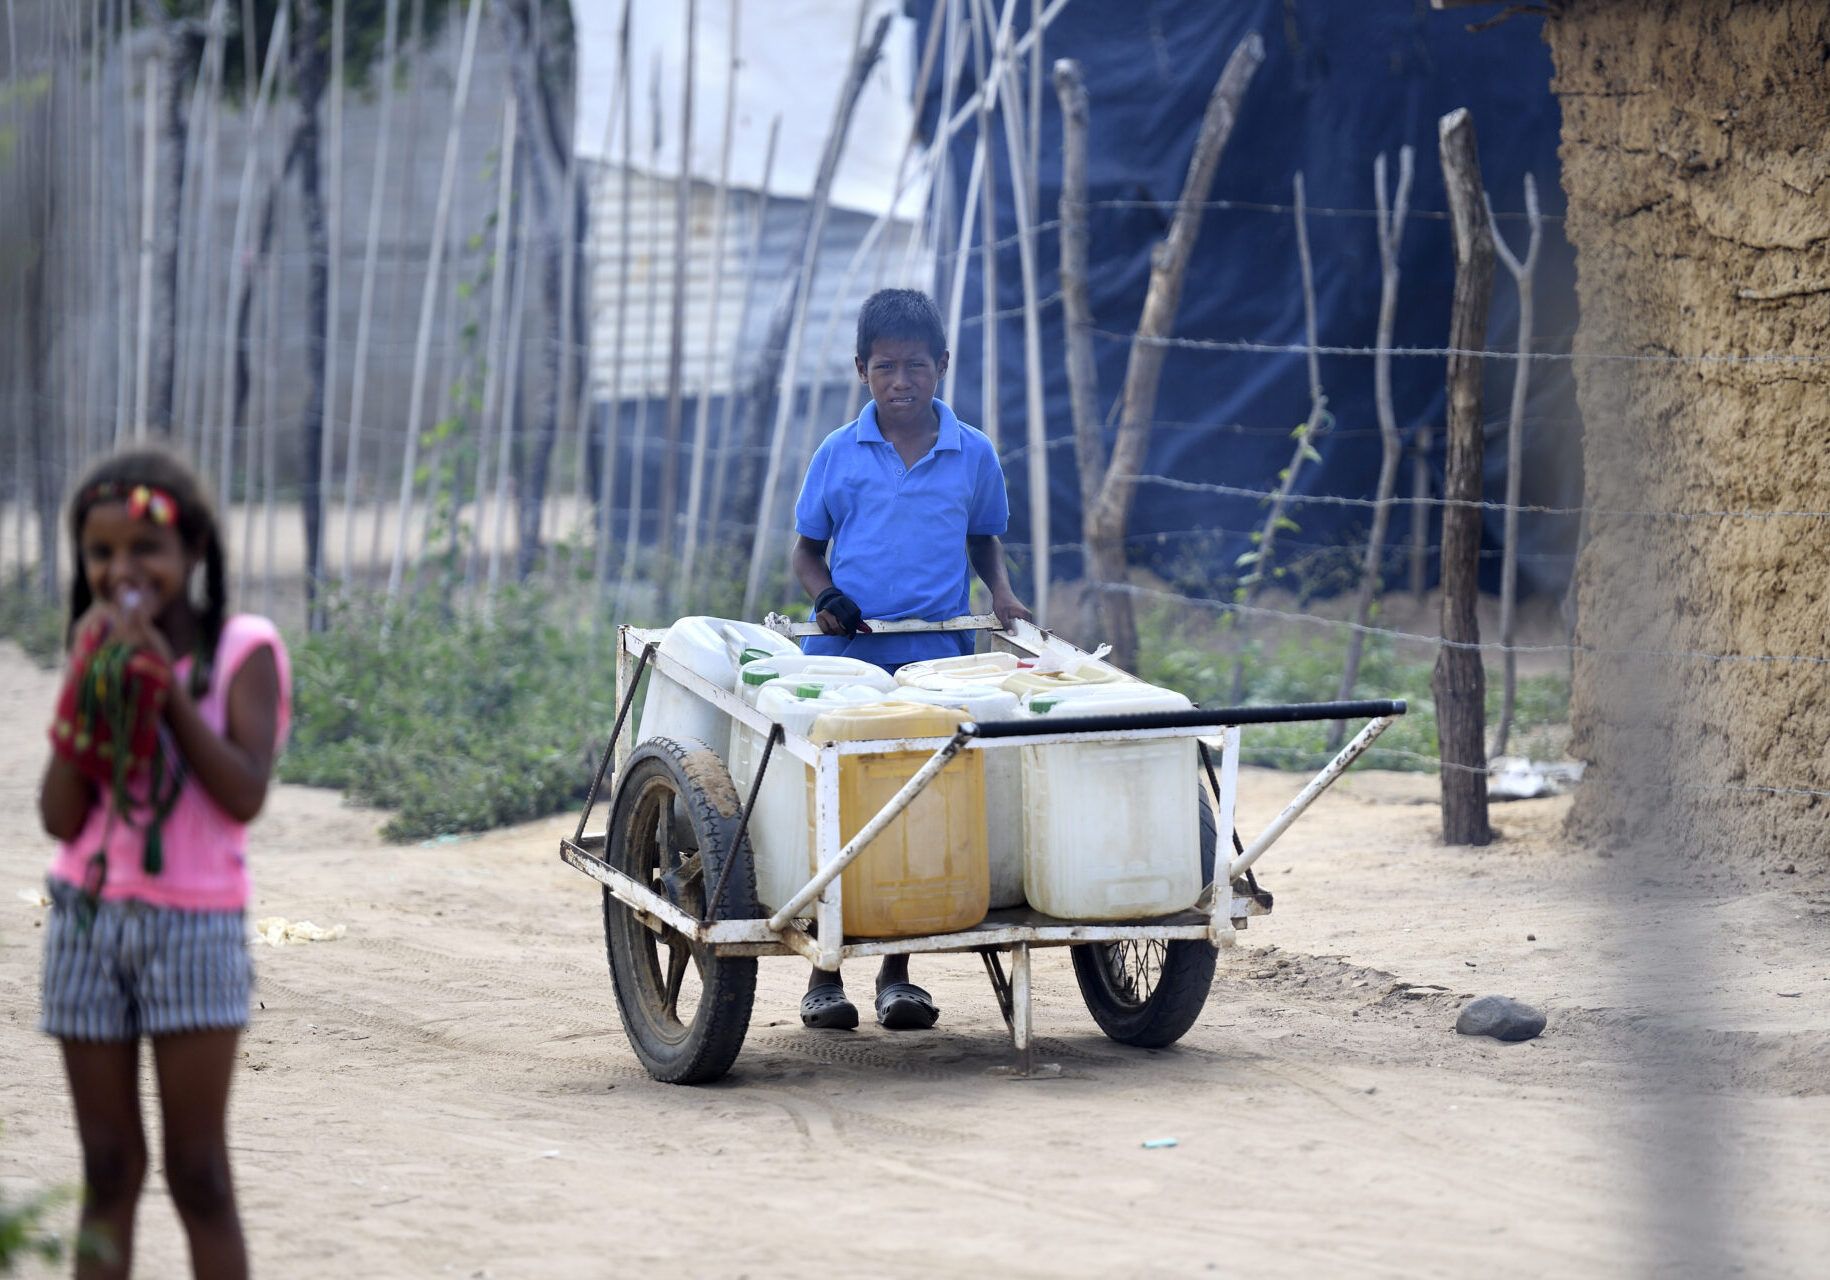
<box><xmin>585</xmin><ymin>161</ymin><xmax>922</xmax><ymax>405</ymax></box>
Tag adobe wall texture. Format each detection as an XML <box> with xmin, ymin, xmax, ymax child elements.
<box><xmin>1545</xmin><ymin>0</ymin><xmax>1829</xmax><ymax>859</ymax></box>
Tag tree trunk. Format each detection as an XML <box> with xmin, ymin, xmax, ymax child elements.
<box><xmin>148</xmin><ymin>9</ymin><xmax>194</xmax><ymax>438</ymax></box>
<box><xmin>1084</xmin><ymin>31</ymin><xmax>1263</xmax><ymax>674</ymax></box>
<box><xmin>1432</xmin><ymin>107</ymin><xmax>1494</xmax><ymax>847</ymax></box>
<box><xmin>293</xmin><ymin>0</ymin><xmax>329</xmax><ymax>625</ymax></box>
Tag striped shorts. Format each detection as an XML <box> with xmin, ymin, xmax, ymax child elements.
<box><xmin>39</xmin><ymin>879</ymin><xmax>252</xmax><ymax>1042</ymax></box>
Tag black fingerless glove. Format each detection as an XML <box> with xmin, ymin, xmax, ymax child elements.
<box><xmin>814</xmin><ymin>586</ymin><xmax>866</xmax><ymax>637</ymax></box>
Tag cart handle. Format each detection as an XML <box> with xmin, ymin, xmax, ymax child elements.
<box><xmin>964</xmin><ymin>698</ymin><xmax>1406</xmax><ymax>740</ymax></box>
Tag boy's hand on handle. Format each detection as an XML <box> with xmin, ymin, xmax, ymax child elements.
<box><xmin>991</xmin><ymin>589</ymin><xmax>1033</xmax><ymax>634</ymax></box>
<box><xmin>814</xmin><ymin>587</ymin><xmax>873</xmax><ymax>638</ymax></box>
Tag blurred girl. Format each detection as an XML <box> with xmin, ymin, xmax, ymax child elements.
<box><xmin>38</xmin><ymin>448</ymin><xmax>290</xmax><ymax>1279</ymax></box>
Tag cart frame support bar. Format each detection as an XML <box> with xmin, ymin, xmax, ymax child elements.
<box><xmin>767</xmin><ymin>728</ymin><xmax>975</xmax><ymax>932</ymax></box>
<box><xmin>967</xmin><ymin>699</ymin><xmax>1406</xmax><ymax>740</ymax></box>
<box><xmin>1230</xmin><ymin>714</ymin><xmax>1401</xmax><ymax>879</ymax></box>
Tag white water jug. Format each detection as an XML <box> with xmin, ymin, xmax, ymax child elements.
<box><xmin>730</xmin><ymin>680</ymin><xmax>890</xmax><ymax>910</ymax></box>
<box><xmin>1018</xmin><ymin>683</ymin><xmax>1201</xmax><ymax>920</ymax></box>
<box><xmin>894</xmin><ymin>651</ymin><xmax>1022</xmax><ymax>687</ymax></box>
<box><xmin>636</xmin><ymin>617</ymin><xmax>797</xmax><ymax>760</ymax></box>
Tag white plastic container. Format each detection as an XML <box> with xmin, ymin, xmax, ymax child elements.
<box><xmin>1000</xmin><ymin>658</ymin><xmax>1130</xmax><ymax>698</ymax></box>
<box><xmin>894</xmin><ymin>651</ymin><xmax>1022</xmax><ymax>687</ymax></box>
<box><xmin>888</xmin><ymin>684</ymin><xmax>1027</xmax><ymax>908</ymax></box>
<box><xmin>1018</xmin><ymin>683</ymin><xmax>1202</xmax><ymax>920</ymax></box>
<box><xmin>731</xmin><ymin>681</ymin><xmax>891</xmax><ymax>910</ymax></box>
<box><xmin>635</xmin><ymin>617</ymin><xmax>800</xmax><ymax>759</ymax></box>
<box><xmin>734</xmin><ymin>653</ymin><xmax>898</xmax><ymax>707</ymax></box>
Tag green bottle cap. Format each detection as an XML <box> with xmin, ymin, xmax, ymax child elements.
<box><xmin>743</xmin><ymin>666</ymin><xmax>777</xmax><ymax>686</ymax></box>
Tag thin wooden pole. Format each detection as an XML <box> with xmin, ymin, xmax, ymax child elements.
<box><xmin>1229</xmin><ymin>168</ymin><xmax>1327</xmax><ymax>703</ymax></box>
<box><xmin>1410</xmin><ymin>424</ymin><xmax>1430</xmax><ymax>599</ymax></box>
<box><xmin>679</xmin><ymin>0</ymin><xmax>741</xmax><ymax>611</ymax></box>
<box><xmin>1085</xmin><ymin>31</ymin><xmax>1263</xmax><ymax>675</ymax></box>
<box><xmin>339</xmin><ymin>0</ymin><xmax>399</xmax><ymax>589</ymax></box>
<box><xmin>941</xmin><ymin>140</ymin><xmax>982</xmax><ymax>408</ymax></box>
<box><xmin>1487</xmin><ymin>173</ymin><xmax>1542</xmax><ymax>760</ymax></box>
<box><xmin>112</xmin><ymin>0</ymin><xmax>133</xmax><ymax>449</ymax></box>
<box><xmin>1433</xmin><ymin>106</ymin><xmax>1495</xmax><ymax>847</ymax></box>
<box><xmin>386</xmin><ymin>0</ymin><xmax>483</xmax><ymax>603</ymax></box>
<box><xmin>466</xmin><ymin>93</ymin><xmax>517</xmax><ymax>593</ymax></box>
<box><xmin>612</xmin><ymin>58</ymin><xmax>666</xmax><ymax>616</ymax></box>
<box><xmin>80</xmin><ymin>0</ymin><xmax>104</xmax><ymax>464</ymax></box>
<box><xmin>217</xmin><ymin>1</ymin><xmax>289</xmax><ymax>511</ymax></box>
<box><xmin>990</xmin><ymin>24</ymin><xmax>1050</xmax><ymax>624</ymax></box>
<box><xmin>1329</xmin><ymin>145</ymin><xmax>1413</xmax><ymax>749</ymax></box>
<box><xmin>177</xmin><ymin>0</ymin><xmax>228</xmax><ymax>450</ymax></box>
<box><xmin>740</xmin><ymin>8</ymin><xmax>893</xmax><ymax>619</ymax></box>
<box><xmin>654</xmin><ymin>0</ymin><xmax>698</xmax><ymax>613</ymax></box>
<box><xmin>593</xmin><ymin>6</ymin><xmax>634</xmax><ymax>605</ymax></box>
<box><xmin>875</xmin><ymin>0</ymin><xmax>948</xmax><ymax>287</ymax></box>
<box><xmin>970</xmin><ymin>0</ymin><xmax>1000</xmax><ymax>455</ymax></box>
<box><xmin>489</xmin><ymin>158</ymin><xmax>531</xmax><ymax>600</ymax></box>
<box><xmin>369</xmin><ymin>0</ymin><xmax>427</xmax><ymax>578</ymax></box>
<box><xmin>133</xmin><ymin>47</ymin><xmax>158</xmax><ymax>440</ymax></box>
<box><xmin>1054</xmin><ymin>57</ymin><xmax>1099</xmax><ymax>639</ymax></box>
<box><xmin>260</xmin><ymin>226</ymin><xmax>280</xmax><ymax>615</ymax></box>
<box><xmin>186</xmin><ymin>1</ymin><xmax>229</xmax><ymax>461</ymax></box>
<box><xmin>316</xmin><ymin>0</ymin><xmax>346</xmax><ymax>596</ymax></box>
<box><xmin>702</xmin><ymin>113</ymin><xmax>777</xmax><ymax>571</ymax></box>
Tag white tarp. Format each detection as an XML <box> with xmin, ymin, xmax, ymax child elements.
<box><xmin>571</xmin><ymin>0</ymin><xmax>925</xmax><ymax>219</ymax></box>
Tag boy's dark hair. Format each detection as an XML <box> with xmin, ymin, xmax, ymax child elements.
<box><xmin>855</xmin><ymin>288</ymin><xmax>947</xmax><ymax>363</ymax></box>
<box><xmin>67</xmin><ymin>447</ymin><xmax>228</xmax><ymax>698</ymax></box>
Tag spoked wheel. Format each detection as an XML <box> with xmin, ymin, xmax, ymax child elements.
<box><xmin>603</xmin><ymin>736</ymin><xmax>759</xmax><ymax>1084</ymax></box>
<box><xmin>1070</xmin><ymin>791</ymin><xmax>1220</xmax><ymax>1048</ymax></box>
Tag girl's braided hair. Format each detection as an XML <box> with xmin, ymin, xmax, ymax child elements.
<box><xmin>67</xmin><ymin>447</ymin><xmax>228</xmax><ymax>699</ymax></box>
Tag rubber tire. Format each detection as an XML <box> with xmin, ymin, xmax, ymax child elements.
<box><xmin>1069</xmin><ymin>791</ymin><xmax>1220</xmax><ymax>1049</ymax></box>
<box><xmin>603</xmin><ymin>736</ymin><xmax>759</xmax><ymax>1084</ymax></box>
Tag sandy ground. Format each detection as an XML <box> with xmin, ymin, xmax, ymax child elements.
<box><xmin>2</xmin><ymin>640</ymin><xmax>1827</xmax><ymax>1278</ymax></box>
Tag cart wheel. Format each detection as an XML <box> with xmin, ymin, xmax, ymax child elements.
<box><xmin>603</xmin><ymin>736</ymin><xmax>759</xmax><ymax>1084</ymax></box>
<box><xmin>1070</xmin><ymin>792</ymin><xmax>1219</xmax><ymax>1048</ymax></box>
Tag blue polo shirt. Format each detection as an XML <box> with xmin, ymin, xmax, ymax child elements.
<box><xmin>794</xmin><ymin>397</ymin><xmax>1010</xmax><ymax>669</ymax></box>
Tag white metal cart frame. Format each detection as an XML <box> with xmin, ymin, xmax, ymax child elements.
<box><xmin>561</xmin><ymin>616</ymin><xmax>1404</xmax><ymax>1078</ymax></box>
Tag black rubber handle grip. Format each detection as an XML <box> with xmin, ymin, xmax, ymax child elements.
<box><xmin>965</xmin><ymin>698</ymin><xmax>1407</xmax><ymax>740</ymax></box>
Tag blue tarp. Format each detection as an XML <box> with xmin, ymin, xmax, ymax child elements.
<box><xmin>914</xmin><ymin>0</ymin><xmax>1581</xmax><ymax>602</ymax></box>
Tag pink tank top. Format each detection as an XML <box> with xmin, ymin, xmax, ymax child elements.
<box><xmin>47</xmin><ymin>614</ymin><xmax>293</xmax><ymax>911</ymax></box>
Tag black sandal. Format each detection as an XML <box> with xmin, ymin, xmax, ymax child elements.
<box><xmin>875</xmin><ymin>982</ymin><xmax>940</xmax><ymax>1030</ymax></box>
<box><xmin>800</xmin><ymin>982</ymin><xmax>859</xmax><ymax>1030</ymax></box>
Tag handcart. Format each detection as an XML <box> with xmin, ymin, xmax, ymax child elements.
<box><xmin>560</xmin><ymin>615</ymin><xmax>1404</xmax><ymax>1084</ymax></box>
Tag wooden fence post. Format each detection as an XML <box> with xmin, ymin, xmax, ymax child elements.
<box><xmin>1433</xmin><ymin>107</ymin><xmax>1494</xmax><ymax>846</ymax></box>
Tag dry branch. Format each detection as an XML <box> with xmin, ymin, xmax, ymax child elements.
<box><xmin>1084</xmin><ymin>31</ymin><xmax>1264</xmax><ymax>673</ymax></box>
<box><xmin>1329</xmin><ymin>145</ymin><xmax>1414</xmax><ymax>749</ymax></box>
<box><xmin>1487</xmin><ymin>172</ymin><xmax>1542</xmax><ymax>759</ymax></box>
<box><xmin>1053</xmin><ymin>57</ymin><xmax>1101</xmax><ymax>640</ymax></box>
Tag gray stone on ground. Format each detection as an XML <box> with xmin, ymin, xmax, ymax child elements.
<box><xmin>1455</xmin><ymin>995</ymin><xmax>1546</xmax><ymax>1042</ymax></box>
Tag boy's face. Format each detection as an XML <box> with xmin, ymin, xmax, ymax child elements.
<box><xmin>856</xmin><ymin>337</ymin><xmax>948</xmax><ymax>433</ymax></box>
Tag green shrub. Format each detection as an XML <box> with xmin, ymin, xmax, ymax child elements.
<box><xmin>0</xmin><ymin>1123</ymin><xmax>74</xmax><ymax>1272</ymax></box>
<box><xmin>279</xmin><ymin>587</ymin><xmax>621</xmax><ymax>842</ymax></box>
<box><xmin>1134</xmin><ymin>605</ymin><xmax>1571</xmax><ymax>774</ymax></box>
<box><xmin>0</xmin><ymin>572</ymin><xmax>66</xmax><ymax>668</ymax></box>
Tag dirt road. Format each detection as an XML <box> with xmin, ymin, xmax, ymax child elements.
<box><xmin>2</xmin><ymin>642</ymin><xmax>1825</xmax><ymax>1278</ymax></box>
